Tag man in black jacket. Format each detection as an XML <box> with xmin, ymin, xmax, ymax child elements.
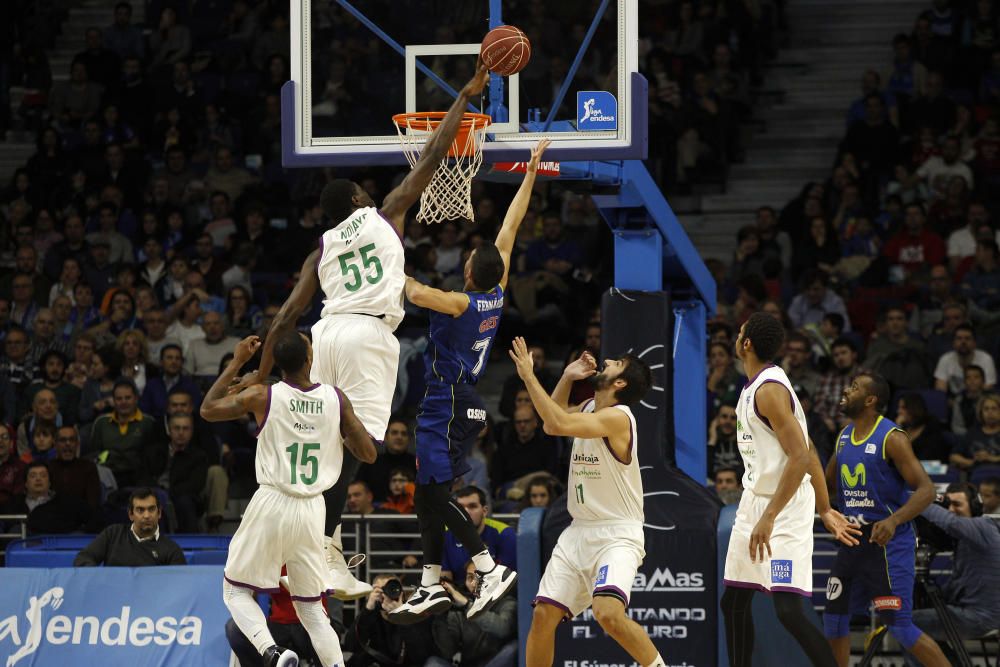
<box><xmin>74</xmin><ymin>487</ymin><xmax>185</xmax><ymax>566</ymax></box>
<box><xmin>3</xmin><ymin>462</ymin><xmax>100</xmax><ymax>535</ymax></box>
<box><xmin>346</xmin><ymin>574</ymin><xmax>434</xmax><ymax>667</ymax></box>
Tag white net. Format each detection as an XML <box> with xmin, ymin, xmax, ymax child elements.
<box><xmin>394</xmin><ymin>113</ymin><xmax>490</xmax><ymax>224</ymax></box>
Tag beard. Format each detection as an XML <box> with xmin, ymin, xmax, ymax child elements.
<box><xmin>841</xmin><ymin>399</ymin><xmax>863</xmax><ymax>419</ymax></box>
<box><xmin>592</xmin><ymin>372</ymin><xmax>613</xmax><ymax>390</ymax></box>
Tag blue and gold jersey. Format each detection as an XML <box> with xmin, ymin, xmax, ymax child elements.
<box><xmin>836</xmin><ymin>416</ymin><xmax>911</xmax><ymax>529</ymax></box>
<box><xmin>423</xmin><ymin>285</ymin><xmax>503</xmax><ymax>386</ymax></box>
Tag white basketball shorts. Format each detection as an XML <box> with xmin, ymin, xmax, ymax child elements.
<box><xmin>534</xmin><ymin>521</ymin><xmax>645</xmax><ymax>619</ymax></box>
<box><xmin>723</xmin><ymin>483</ymin><xmax>815</xmax><ymax>596</ymax></box>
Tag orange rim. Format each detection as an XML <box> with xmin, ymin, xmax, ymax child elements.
<box><xmin>393</xmin><ymin>112</ymin><xmax>492</xmax><ymax>158</ymax></box>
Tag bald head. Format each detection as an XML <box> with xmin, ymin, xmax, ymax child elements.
<box><xmin>513</xmin><ymin>405</ymin><xmax>538</xmax><ymax>443</ymax></box>
<box><xmin>202</xmin><ymin>311</ymin><xmax>225</xmax><ymax>342</ymax></box>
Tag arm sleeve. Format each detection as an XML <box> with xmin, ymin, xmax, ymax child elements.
<box><xmin>74</xmin><ymin>529</ymin><xmax>110</xmax><ymax>566</ymax></box>
<box><xmin>472</xmin><ymin>596</ymin><xmax>517</xmax><ymax>640</ymax></box>
<box><xmin>921</xmin><ymin>504</ymin><xmax>994</xmax><ymax>549</ymax></box>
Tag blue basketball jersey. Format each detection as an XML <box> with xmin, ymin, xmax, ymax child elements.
<box><xmin>423</xmin><ymin>286</ymin><xmax>503</xmax><ymax>385</ymax></box>
<box><xmin>836</xmin><ymin>416</ymin><xmax>911</xmax><ymax>528</ymax></box>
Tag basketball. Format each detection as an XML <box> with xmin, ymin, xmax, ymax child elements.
<box><xmin>480</xmin><ymin>25</ymin><xmax>531</xmax><ymax>76</ymax></box>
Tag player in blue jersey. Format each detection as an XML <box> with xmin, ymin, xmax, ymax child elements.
<box><xmin>823</xmin><ymin>371</ymin><xmax>949</xmax><ymax>667</ymax></box>
<box><xmin>388</xmin><ymin>139</ymin><xmax>549</xmax><ymax>625</ymax></box>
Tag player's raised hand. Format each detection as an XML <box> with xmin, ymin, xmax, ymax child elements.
<box><xmin>748</xmin><ymin>515</ymin><xmax>774</xmax><ymax>564</ymax></box>
<box><xmin>508</xmin><ymin>336</ymin><xmax>535</xmax><ymax>379</ymax></box>
<box><xmin>233</xmin><ymin>335</ymin><xmax>261</xmax><ymax>364</ymax></box>
<box><xmin>526</xmin><ymin>138</ymin><xmax>551</xmax><ymax>171</ymax></box>
<box><xmin>461</xmin><ymin>61</ymin><xmax>490</xmax><ymax>97</ymax></box>
<box><xmin>564</xmin><ymin>351</ymin><xmax>597</xmax><ymax>381</ymax></box>
<box><xmin>228</xmin><ymin>370</ymin><xmax>261</xmax><ymax>395</ymax></box>
<box><xmin>821</xmin><ymin>508</ymin><xmax>862</xmax><ymax>547</ymax></box>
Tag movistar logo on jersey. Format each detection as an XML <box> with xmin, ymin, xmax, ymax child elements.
<box><xmin>841</xmin><ymin>462</ymin><xmax>866</xmax><ymax>488</ymax></box>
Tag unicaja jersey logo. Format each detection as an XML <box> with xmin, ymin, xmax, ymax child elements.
<box><xmin>577</xmin><ymin>91</ymin><xmax>617</xmax><ymax>130</ymax></box>
<box><xmin>841</xmin><ymin>462</ymin><xmax>866</xmax><ymax>488</ymax></box>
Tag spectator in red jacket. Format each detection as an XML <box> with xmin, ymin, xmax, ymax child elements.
<box><xmin>883</xmin><ymin>202</ymin><xmax>946</xmax><ymax>280</ymax></box>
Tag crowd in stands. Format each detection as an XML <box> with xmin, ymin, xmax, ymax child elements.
<box><xmin>706</xmin><ymin>0</ymin><xmax>1000</xmax><ymax>509</ymax></box>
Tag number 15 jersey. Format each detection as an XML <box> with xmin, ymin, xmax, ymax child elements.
<box><xmin>256</xmin><ymin>381</ymin><xmax>345</xmax><ymax>497</ymax></box>
<box><xmin>317</xmin><ymin>207</ymin><xmax>406</xmax><ymax>329</ymax></box>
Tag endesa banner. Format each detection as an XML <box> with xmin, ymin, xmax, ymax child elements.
<box><xmin>0</xmin><ymin>566</ymin><xmax>231</xmax><ymax>666</ymax></box>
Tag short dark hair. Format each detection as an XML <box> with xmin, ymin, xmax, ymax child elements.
<box><xmin>112</xmin><ymin>378</ymin><xmax>138</xmax><ymax>396</ymax></box>
<box><xmin>965</xmin><ymin>364</ymin><xmax>985</xmax><ymax>379</ymax></box>
<box><xmin>40</xmin><ymin>349</ymin><xmax>67</xmax><ymax>368</ymax></box>
<box><xmin>786</xmin><ymin>331</ymin><xmax>811</xmax><ymax>349</ymax></box>
<box><xmin>823</xmin><ymin>312</ymin><xmax>846</xmax><ymax>333</ymax></box>
<box><xmin>388</xmin><ymin>467</ymin><xmax>414</xmax><ymax>481</ymax></box>
<box><xmin>454</xmin><ymin>485</ymin><xmax>488</xmax><ymax>506</ymax></box>
<box><xmin>25</xmin><ymin>461</ymin><xmax>49</xmax><ymax>479</ymax></box>
<box><xmin>831</xmin><ymin>337</ymin><xmax>858</xmax><ymax>354</ymax></box>
<box><xmin>348</xmin><ymin>479</ymin><xmax>372</xmax><ymax>494</ymax></box>
<box><xmin>979</xmin><ymin>476</ymin><xmax>1000</xmax><ymax>492</ymax></box>
<box><xmin>855</xmin><ymin>370</ymin><xmax>890</xmax><ymax>412</ymax></box>
<box><xmin>899</xmin><ymin>391</ymin><xmax>929</xmax><ymax>426</ymax></box>
<box><xmin>128</xmin><ymin>487</ymin><xmax>159</xmax><ymax>511</ymax></box>
<box><xmin>469</xmin><ymin>243</ymin><xmax>505</xmax><ymax>290</ymax></box>
<box><xmin>954</xmin><ymin>323</ymin><xmax>976</xmax><ymax>339</ymax></box>
<box><xmin>159</xmin><ymin>343</ymin><xmax>183</xmax><ymax>359</ymax></box>
<box><xmin>273</xmin><ymin>330</ymin><xmax>308</xmax><ymax>374</ymax></box>
<box><xmin>742</xmin><ymin>312</ymin><xmax>785</xmax><ymax>362</ymax></box>
<box><xmin>319</xmin><ymin>179</ymin><xmax>358</xmax><ymax>222</ymax></box>
<box><xmin>615</xmin><ymin>353</ymin><xmax>653</xmax><ymax>407</ymax></box>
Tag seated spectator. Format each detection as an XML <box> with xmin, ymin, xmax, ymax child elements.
<box><xmin>0</xmin><ymin>325</ymin><xmax>37</xmax><ymax>410</ymax></box>
<box><xmin>909</xmin><ymin>264</ymin><xmax>954</xmax><ymax>338</ymax></box>
<box><xmin>74</xmin><ymin>487</ymin><xmax>185</xmax><ymax>566</ymax></box>
<box><xmin>787</xmin><ymin>270</ymin><xmax>851</xmax><ymax>331</ymax></box>
<box><xmin>707</xmin><ymin>341</ymin><xmax>743</xmax><ymax>413</ymax></box>
<box><xmin>358</xmin><ymin>416</ymin><xmax>417</xmax><ymax>503</ymax></box>
<box><xmin>796</xmin><ymin>385</ymin><xmax>835</xmax><ymax>463</ymax></box>
<box><xmin>882</xmin><ymin>203</ymin><xmax>946</xmax><ymax>281</ymax></box>
<box><xmin>155</xmin><ymin>413</ymin><xmax>227</xmax><ymax>532</ymax></box>
<box><xmin>491</xmin><ymin>406</ymin><xmax>558</xmax><ymax>491</ymax></box>
<box><xmin>756</xmin><ymin>205</ymin><xmax>792</xmax><ymax>273</ymax></box>
<box><xmin>24</xmin><ymin>350</ymin><xmax>81</xmax><ymax>425</ymax></box>
<box><xmin>896</xmin><ymin>392</ymin><xmax>951</xmax><ymax>462</ymax></box>
<box><xmin>430</xmin><ymin>560</ymin><xmax>518</xmax><ymax>667</ymax></box>
<box><xmin>48</xmin><ymin>425</ymin><xmax>101</xmax><ymax>511</ymax></box>
<box><xmin>15</xmin><ymin>389</ymin><xmax>62</xmax><ymax>460</ymax></box>
<box><xmin>223</xmin><ymin>285</ymin><xmax>260</xmax><ymax>339</ymax></box>
<box><xmin>140</xmin><ymin>344</ymin><xmax>202</xmax><ymax>418</ymax></box>
<box><xmin>157</xmin><ymin>388</ymin><xmax>219</xmax><ymax>460</ymax></box>
<box><xmin>0</xmin><ymin>425</ymin><xmax>26</xmax><ymax>506</ymax></box>
<box><xmin>441</xmin><ymin>486</ymin><xmax>516</xmax><ymax>580</ymax></box>
<box><xmin>189</xmin><ymin>233</ymin><xmax>227</xmax><ymax>294</ymax></box>
<box><xmin>781</xmin><ymin>332</ymin><xmax>822</xmax><ymax>399</ymax></box>
<box><xmin>726</xmin><ymin>225</ymin><xmax>765</xmax><ymax>287</ymax></box>
<box><xmin>947</xmin><ymin>202</ymin><xmax>997</xmax><ymax>270</ymax></box>
<box><xmin>952</xmin><ymin>365</ymin><xmax>987</xmax><ymax>435</ymax></box>
<box><xmin>959</xmin><ymin>240</ymin><xmax>1000</xmax><ymax>313</ymax></box>
<box><xmin>933</xmin><ymin>324</ymin><xmax>997</xmax><ymax>395</ymax></box>
<box><xmin>86</xmin><ymin>201</ymin><xmax>134</xmax><ymax>265</ymax></box>
<box><xmin>865</xmin><ymin>306</ymin><xmax>932</xmax><ymax>392</ymax></box>
<box><xmin>510</xmin><ymin>212</ymin><xmax>581</xmax><ymax>325</ymax></box>
<box><xmin>564</xmin><ymin>324</ymin><xmax>601</xmax><ymax>405</ymax></box>
<box><xmin>346</xmin><ymin>574</ymin><xmax>434</xmax><ymax>667</ymax></box>
<box><xmin>980</xmin><ymin>477</ymin><xmax>1000</xmax><ymax>515</ymax></box>
<box><xmin>86</xmin><ymin>379</ymin><xmax>159</xmax><ymax>487</ymax></box>
<box><xmin>814</xmin><ymin>338</ymin><xmax>861</xmax><ymax>433</ymax></box>
<box><xmin>143</xmin><ymin>308</ymin><xmax>178</xmax><ymax>365</ymax></box>
<box><xmin>48</xmin><ymin>61</ymin><xmax>104</xmax><ymax>130</ymax></box>
<box><xmin>708</xmin><ymin>403</ymin><xmax>741</xmax><ymax>478</ymax></box>
<box><xmin>950</xmin><ymin>393</ymin><xmax>1000</xmax><ymax>479</ymax></box>
<box><xmin>523</xmin><ymin>475</ymin><xmax>559</xmax><ymax>510</ymax></box>
<box><xmin>381</xmin><ymin>468</ymin><xmax>415</xmax><ymax>515</ymax></box>
<box><xmin>3</xmin><ymin>461</ymin><xmax>100</xmax><ymax>534</ymax></box>
<box><xmin>204</xmin><ymin>146</ymin><xmax>257</xmax><ymax>203</ymax></box>
<box><xmin>498</xmin><ymin>343</ymin><xmax>557</xmax><ymax>419</ymax></box>
<box><xmin>21</xmin><ymin>422</ymin><xmax>57</xmax><ymax>464</ymax></box>
<box><xmin>840</xmin><ymin>95</ymin><xmax>900</xmax><ymax>193</ymax></box>
<box><xmin>148</xmin><ymin>7</ymin><xmax>191</xmax><ymax>69</ymax></box>
<box><xmin>78</xmin><ymin>346</ymin><xmax>119</xmax><ymax>425</ymax></box>
<box><xmin>165</xmin><ymin>289</ymin><xmax>206</xmax><ymax>352</ymax></box>
<box><xmin>714</xmin><ymin>467</ymin><xmax>743</xmax><ymax>505</ymax></box>
<box><xmin>105</xmin><ymin>1</ymin><xmax>144</xmax><ymax>60</ymax></box>
<box><xmin>802</xmin><ymin>312</ymin><xmax>846</xmax><ymax>365</ymax></box>
<box><xmin>916</xmin><ymin>135</ymin><xmax>974</xmax><ymax>201</ymax></box>
<box><xmin>184</xmin><ymin>311</ymin><xmax>238</xmax><ymax>386</ymax></box>
<box><xmin>114</xmin><ymin>328</ymin><xmax>157</xmax><ymax>395</ymax></box>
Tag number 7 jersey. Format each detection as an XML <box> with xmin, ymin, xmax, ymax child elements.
<box><xmin>256</xmin><ymin>380</ymin><xmax>345</xmax><ymax>497</ymax></box>
<box><xmin>317</xmin><ymin>206</ymin><xmax>406</xmax><ymax>329</ymax></box>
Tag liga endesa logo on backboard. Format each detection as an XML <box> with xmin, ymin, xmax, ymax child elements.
<box><xmin>577</xmin><ymin>91</ymin><xmax>617</xmax><ymax>130</ymax></box>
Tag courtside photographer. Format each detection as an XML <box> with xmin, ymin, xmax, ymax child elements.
<box><xmin>345</xmin><ymin>574</ymin><xmax>433</xmax><ymax>667</ymax></box>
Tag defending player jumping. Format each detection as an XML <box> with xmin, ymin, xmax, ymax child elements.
<box><xmin>239</xmin><ymin>65</ymin><xmax>491</xmax><ymax>600</ymax></box>
<box><xmin>721</xmin><ymin>313</ymin><xmax>860</xmax><ymax>667</ymax></box>
<box><xmin>387</xmin><ymin>139</ymin><xmax>550</xmax><ymax>624</ymax></box>
<box><xmin>823</xmin><ymin>371</ymin><xmax>949</xmax><ymax>667</ymax></box>
<box><xmin>509</xmin><ymin>337</ymin><xmax>667</xmax><ymax>667</ymax></box>
<box><xmin>202</xmin><ymin>333</ymin><xmax>377</xmax><ymax>667</ymax></box>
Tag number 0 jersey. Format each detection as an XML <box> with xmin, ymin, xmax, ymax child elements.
<box><xmin>423</xmin><ymin>286</ymin><xmax>504</xmax><ymax>385</ymax></box>
<box><xmin>317</xmin><ymin>207</ymin><xmax>405</xmax><ymax>329</ymax></box>
<box><xmin>567</xmin><ymin>400</ymin><xmax>644</xmax><ymax>525</ymax></box>
<box><xmin>256</xmin><ymin>380</ymin><xmax>345</xmax><ymax>497</ymax></box>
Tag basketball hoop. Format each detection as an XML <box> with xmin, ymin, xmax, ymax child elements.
<box><xmin>392</xmin><ymin>112</ymin><xmax>492</xmax><ymax>224</ymax></box>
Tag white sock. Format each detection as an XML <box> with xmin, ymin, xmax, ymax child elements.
<box><xmin>292</xmin><ymin>599</ymin><xmax>344</xmax><ymax>667</ymax></box>
<box><xmin>421</xmin><ymin>564</ymin><xmax>442</xmax><ymax>587</ymax></box>
<box><xmin>223</xmin><ymin>580</ymin><xmax>274</xmax><ymax>655</ymax></box>
<box><xmin>471</xmin><ymin>549</ymin><xmax>496</xmax><ymax>573</ymax></box>
<box><xmin>645</xmin><ymin>653</ymin><xmax>666</xmax><ymax>667</ymax></box>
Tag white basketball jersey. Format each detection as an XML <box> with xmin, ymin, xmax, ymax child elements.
<box><xmin>256</xmin><ymin>381</ymin><xmax>345</xmax><ymax>497</ymax></box>
<box><xmin>567</xmin><ymin>401</ymin><xmax>644</xmax><ymax>525</ymax></box>
<box><xmin>735</xmin><ymin>365</ymin><xmax>812</xmax><ymax>495</ymax></box>
<box><xmin>317</xmin><ymin>207</ymin><xmax>405</xmax><ymax>329</ymax></box>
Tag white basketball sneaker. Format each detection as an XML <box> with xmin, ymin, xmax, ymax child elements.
<box><xmin>326</xmin><ymin>534</ymin><xmax>373</xmax><ymax>601</ymax></box>
<box><xmin>387</xmin><ymin>584</ymin><xmax>452</xmax><ymax>625</ymax></box>
<box><xmin>466</xmin><ymin>564</ymin><xmax>517</xmax><ymax>619</ymax></box>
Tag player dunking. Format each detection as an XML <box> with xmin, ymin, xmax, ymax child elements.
<box><xmin>202</xmin><ymin>332</ymin><xmax>377</xmax><ymax>667</ymax></box>
<box><xmin>243</xmin><ymin>65</ymin><xmax>491</xmax><ymax>599</ymax></box>
<box><xmin>823</xmin><ymin>371</ymin><xmax>948</xmax><ymax>666</ymax></box>
<box><xmin>510</xmin><ymin>337</ymin><xmax>665</xmax><ymax>667</ymax></box>
<box><xmin>721</xmin><ymin>313</ymin><xmax>858</xmax><ymax>667</ymax></box>
<box><xmin>388</xmin><ymin>139</ymin><xmax>550</xmax><ymax>624</ymax></box>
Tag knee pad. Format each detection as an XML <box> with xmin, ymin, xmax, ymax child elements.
<box><xmin>823</xmin><ymin>613</ymin><xmax>850</xmax><ymax>639</ymax></box>
<box><xmin>886</xmin><ymin>621</ymin><xmax>922</xmax><ymax>650</ymax></box>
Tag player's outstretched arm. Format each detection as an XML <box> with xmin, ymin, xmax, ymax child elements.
<box><xmin>809</xmin><ymin>443</ymin><xmax>861</xmax><ymax>546</ymax></box>
<box><xmin>404</xmin><ymin>276</ymin><xmax>470</xmax><ymax>316</ymax></box>
<box><xmin>550</xmin><ymin>351</ymin><xmax>597</xmax><ymax>412</ymax></box>
<box><xmin>201</xmin><ymin>336</ymin><xmax>268</xmax><ymax>422</ymax></box>
<box><xmin>335</xmin><ymin>389</ymin><xmax>377</xmax><ymax>464</ymax></box>
<box><xmin>870</xmin><ymin>430</ymin><xmax>937</xmax><ymax>546</ymax></box>
<box><xmin>381</xmin><ymin>64</ymin><xmax>490</xmax><ymax>233</ymax></box>
<box><xmin>509</xmin><ymin>337</ymin><xmax>629</xmax><ymax>456</ymax></box>
<box><xmin>256</xmin><ymin>249</ymin><xmax>321</xmax><ymax>381</ymax></box>
<box><xmin>495</xmin><ymin>139</ymin><xmax>550</xmax><ymax>290</ymax></box>
<box><xmin>750</xmin><ymin>382</ymin><xmax>811</xmax><ymax>563</ymax></box>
